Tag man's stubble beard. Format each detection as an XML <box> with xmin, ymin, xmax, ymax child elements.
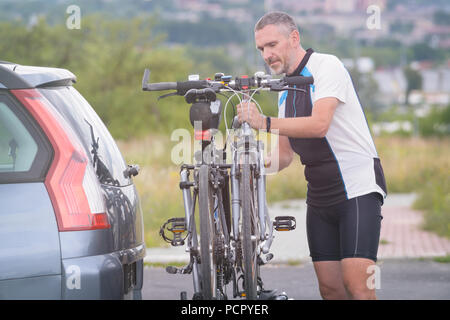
<box><xmin>271</xmin><ymin>63</ymin><xmax>289</xmax><ymax>76</ymax></box>
<box><xmin>267</xmin><ymin>59</ymin><xmax>288</xmax><ymax>75</ymax></box>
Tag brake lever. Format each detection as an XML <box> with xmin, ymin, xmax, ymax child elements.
<box><xmin>270</xmin><ymin>83</ymin><xmax>306</xmax><ymax>93</ymax></box>
<box><xmin>157</xmin><ymin>92</ymin><xmax>178</xmax><ymax>100</ymax></box>
<box><xmin>287</xmin><ymin>87</ymin><xmax>307</xmax><ymax>93</ymax></box>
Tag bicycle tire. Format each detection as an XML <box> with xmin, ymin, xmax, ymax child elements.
<box><xmin>198</xmin><ymin>164</ymin><xmax>217</xmax><ymax>299</ymax></box>
<box><xmin>240</xmin><ymin>158</ymin><xmax>259</xmax><ymax>300</ymax></box>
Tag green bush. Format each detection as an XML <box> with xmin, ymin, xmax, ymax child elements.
<box><xmin>418</xmin><ymin>105</ymin><xmax>450</xmax><ymax>137</ymax></box>
<box><xmin>413</xmin><ymin>166</ymin><xmax>450</xmax><ymax>239</ymax></box>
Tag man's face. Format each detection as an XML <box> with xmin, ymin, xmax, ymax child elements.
<box><xmin>255</xmin><ymin>24</ymin><xmax>295</xmax><ymax>75</ymax></box>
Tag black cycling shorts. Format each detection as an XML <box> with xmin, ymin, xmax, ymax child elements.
<box><xmin>306</xmin><ymin>192</ymin><xmax>383</xmax><ymax>263</ymax></box>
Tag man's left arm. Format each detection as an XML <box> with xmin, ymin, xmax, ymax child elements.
<box><xmin>270</xmin><ymin>97</ymin><xmax>339</xmax><ymax>138</ymax></box>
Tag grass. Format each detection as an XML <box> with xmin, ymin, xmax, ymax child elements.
<box><xmin>117</xmin><ymin>135</ymin><xmax>184</xmax><ymax>247</ymax></box>
<box><xmin>375</xmin><ymin>136</ymin><xmax>450</xmax><ymax>194</ymax></box>
<box><xmin>376</xmin><ymin>136</ymin><xmax>450</xmax><ymax>239</ymax></box>
<box><xmin>433</xmin><ymin>255</ymin><xmax>450</xmax><ymax>263</ymax></box>
<box><xmin>118</xmin><ymin>135</ymin><xmax>450</xmax><ymax>248</ymax></box>
<box><xmin>144</xmin><ymin>261</ymin><xmax>187</xmax><ymax>268</ymax></box>
<box><xmin>286</xmin><ymin>260</ymin><xmax>303</xmax><ymax>266</ymax></box>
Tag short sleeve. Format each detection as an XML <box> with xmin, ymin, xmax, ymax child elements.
<box><xmin>277</xmin><ymin>90</ymin><xmax>287</xmax><ymax>118</ymax></box>
<box><xmin>312</xmin><ymin>56</ymin><xmax>349</xmax><ymax>104</ymax></box>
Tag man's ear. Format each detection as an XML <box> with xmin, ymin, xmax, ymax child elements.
<box><xmin>290</xmin><ymin>30</ymin><xmax>300</xmax><ymax>47</ymax></box>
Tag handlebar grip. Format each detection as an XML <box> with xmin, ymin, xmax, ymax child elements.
<box><xmin>284</xmin><ymin>76</ymin><xmax>314</xmax><ymax>86</ymax></box>
<box><xmin>176</xmin><ymin>80</ymin><xmax>209</xmax><ymax>95</ymax></box>
<box><xmin>144</xmin><ymin>82</ymin><xmax>178</xmax><ymax>91</ymax></box>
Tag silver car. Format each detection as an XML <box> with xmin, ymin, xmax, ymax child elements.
<box><xmin>0</xmin><ymin>61</ymin><xmax>145</xmax><ymax>299</ymax></box>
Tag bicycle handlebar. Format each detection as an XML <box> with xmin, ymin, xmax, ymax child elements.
<box><xmin>142</xmin><ymin>68</ymin><xmax>314</xmax><ymax>95</ymax></box>
<box><xmin>283</xmin><ymin>76</ymin><xmax>314</xmax><ymax>86</ymax></box>
<box><xmin>144</xmin><ymin>82</ymin><xmax>178</xmax><ymax>91</ymax></box>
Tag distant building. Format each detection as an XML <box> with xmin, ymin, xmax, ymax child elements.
<box><xmin>342</xmin><ymin>57</ymin><xmax>375</xmax><ymax>73</ymax></box>
<box><xmin>373</xmin><ymin>64</ymin><xmax>450</xmax><ymax>107</ymax></box>
<box><xmin>324</xmin><ymin>0</ymin><xmax>386</xmax><ymax>13</ymax></box>
<box><xmin>355</xmin><ymin>0</ymin><xmax>387</xmax><ymax>12</ymax></box>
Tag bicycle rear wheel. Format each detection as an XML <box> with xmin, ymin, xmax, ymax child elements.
<box><xmin>198</xmin><ymin>164</ymin><xmax>217</xmax><ymax>299</ymax></box>
<box><xmin>240</xmin><ymin>158</ymin><xmax>259</xmax><ymax>300</ymax></box>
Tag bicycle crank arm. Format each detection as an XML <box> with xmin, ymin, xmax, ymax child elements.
<box><xmin>262</xmin><ymin>203</ymin><xmax>274</xmax><ymax>254</ymax></box>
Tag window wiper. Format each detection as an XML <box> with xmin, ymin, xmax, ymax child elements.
<box><xmin>85</xmin><ymin>119</ymin><xmax>119</xmax><ymax>186</ymax></box>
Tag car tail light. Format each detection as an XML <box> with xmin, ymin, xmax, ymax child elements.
<box><xmin>12</xmin><ymin>89</ymin><xmax>110</xmax><ymax>231</ymax></box>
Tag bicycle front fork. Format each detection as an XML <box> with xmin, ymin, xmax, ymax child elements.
<box><xmin>230</xmin><ymin>140</ymin><xmax>271</xmax><ymax>246</ymax></box>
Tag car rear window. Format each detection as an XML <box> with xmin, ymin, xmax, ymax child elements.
<box><xmin>0</xmin><ymin>101</ymin><xmax>37</xmax><ymax>172</ymax></box>
<box><xmin>39</xmin><ymin>86</ymin><xmax>131</xmax><ymax>187</ymax></box>
<box><xmin>0</xmin><ymin>93</ymin><xmax>52</xmax><ymax>183</ymax></box>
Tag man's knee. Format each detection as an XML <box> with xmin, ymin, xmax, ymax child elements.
<box><xmin>318</xmin><ymin>282</ymin><xmax>348</xmax><ymax>300</ymax></box>
<box><xmin>342</xmin><ymin>271</ymin><xmax>377</xmax><ymax>300</ymax></box>
<box><xmin>341</xmin><ymin>258</ymin><xmax>378</xmax><ymax>300</ymax></box>
<box><xmin>344</xmin><ymin>284</ymin><xmax>376</xmax><ymax>300</ymax></box>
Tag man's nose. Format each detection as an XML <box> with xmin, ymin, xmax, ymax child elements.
<box><xmin>262</xmin><ymin>48</ymin><xmax>273</xmax><ymax>62</ymax></box>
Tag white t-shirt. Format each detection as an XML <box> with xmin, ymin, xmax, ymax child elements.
<box><xmin>278</xmin><ymin>51</ymin><xmax>387</xmax><ymax>206</ymax></box>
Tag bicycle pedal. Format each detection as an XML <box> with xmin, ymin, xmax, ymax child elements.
<box><xmin>166</xmin><ymin>265</ymin><xmax>189</xmax><ymax>275</ymax></box>
<box><xmin>166</xmin><ymin>266</ymin><xmax>179</xmax><ymax>274</ymax></box>
<box><xmin>160</xmin><ymin>217</ymin><xmax>188</xmax><ymax>246</ymax></box>
<box><xmin>258</xmin><ymin>289</ymin><xmax>289</xmax><ymax>300</ymax></box>
<box><xmin>258</xmin><ymin>253</ymin><xmax>274</xmax><ymax>265</ymax></box>
<box><xmin>274</xmin><ymin>216</ymin><xmax>296</xmax><ymax>231</ymax></box>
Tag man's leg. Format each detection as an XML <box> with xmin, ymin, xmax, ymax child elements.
<box><xmin>338</xmin><ymin>193</ymin><xmax>383</xmax><ymax>300</ymax></box>
<box><xmin>341</xmin><ymin>258</ymin><xmax>377</xmax><ymax>300</ymax></box>
<box><xmin>313</xmin><ymin>261</ymin><xmax>350</xmax><ymax>300</ymax></box>
<box><xmin>307</xmin><ymin>204</ymin><xmax>348</xmax><ymax>300</ymax></box>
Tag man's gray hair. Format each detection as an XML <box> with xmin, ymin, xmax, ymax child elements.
<box><xmin>254</xmin><ymin>11</ymin><xmax>298</xmax><ymax>36</ymax></box>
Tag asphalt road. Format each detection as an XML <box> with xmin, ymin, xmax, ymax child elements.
<box><xmin>142</xmin><ymin>258</ymin><xmax>450</xmax><ymax>300</ymax></box>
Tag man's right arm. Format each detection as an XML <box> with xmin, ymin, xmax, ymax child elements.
<box><xmin>266</xmin><ymin>135</ymin><xmax>293</xmax><ymax>173</ymax></box>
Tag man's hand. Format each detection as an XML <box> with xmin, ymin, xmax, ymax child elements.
<box><xmin>236</xmin><ymin>101</ymin><xmax>265</xmax><ymax>129</ymax></box>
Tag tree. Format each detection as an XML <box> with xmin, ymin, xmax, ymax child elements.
<box><xmin>403</xmin><ymin>66</ymin><xmax>422</xmax><ymax>106</ymax></box>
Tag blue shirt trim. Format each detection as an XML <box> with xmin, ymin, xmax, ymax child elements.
<box><xmin>279</xmin><ymin>91</ymin><xmax>288</xmax><ymax>107</ymax></box>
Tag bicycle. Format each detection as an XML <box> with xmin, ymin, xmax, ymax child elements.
<box><xmin>142</xmin><ymin>69</ymin><xmax>313</xmax><ymax>300</ymax></box>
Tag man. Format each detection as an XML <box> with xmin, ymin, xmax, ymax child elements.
<box><xmin>236</xmin><ymin>11</ymin><xmax>387</xmax><ymax>300</ymax></box>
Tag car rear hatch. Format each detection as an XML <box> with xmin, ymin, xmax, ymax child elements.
<box><xmin>37</xmin><ymin>85</ymin><xmax>145</xmax><ymax>252</ymax></box>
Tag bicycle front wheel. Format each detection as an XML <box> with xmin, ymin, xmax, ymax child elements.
<box><xmin>240</xmin><ymin>159</ymin><xmax>259</xmax><ymax>300</ymax></box>
<box><xmin>198</xmin><ymin>164</ymin><xmax>217</xmax><ymax>300</ymax></box>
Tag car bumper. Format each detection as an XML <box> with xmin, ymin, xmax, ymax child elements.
<box><xmin>61</xmin><ymin>243</ymin><xmax>145</xmax><ymax>300</ymax></box>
